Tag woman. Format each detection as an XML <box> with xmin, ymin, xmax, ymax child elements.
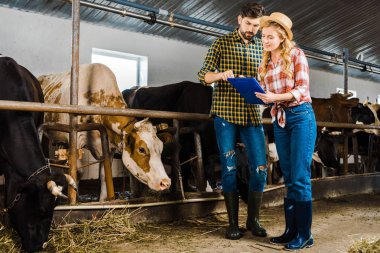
<box><xmin>255</xmin><ymin>12</ymin><xmax>317</xmax><ymax>250</ymax></box>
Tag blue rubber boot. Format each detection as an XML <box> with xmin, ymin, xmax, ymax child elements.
<box><xmin>270</xmin><ymin>198</ymin><xmax>297</xmax><ymax>244</ymax></box>
<box><xmin>285</xmin><ymin>200</ymin><xmax>314</xmax><ymax>250</ymax></box>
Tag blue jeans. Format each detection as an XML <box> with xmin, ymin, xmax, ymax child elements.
<box><xmin>273</xmin><ymin>103</ymin><xmax>317</xmax><ymax>201</ymax></box>
<box><xmin>214</xmin><ymin>116</ymin><xmax>267</xmax><ymax>193</ymax></box>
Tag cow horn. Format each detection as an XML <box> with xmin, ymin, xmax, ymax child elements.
<box><xmin>134</xmin><ymin>117</ymin><xmax>149</xmax><ymax>129</ymax></box>
<box><xmin>341</xmin><ymin>92</ymin><xmax>353</xmax><ymax>98</ymax></box>
<box><xmin>47</xmin><ymin>181</ymin><xmax>68</xmax><ymax>199</ymax></box>
<box><xmin>64</xmin><ymin>174</ymin><xmax>78</xmax><ymax>192</ymax></box>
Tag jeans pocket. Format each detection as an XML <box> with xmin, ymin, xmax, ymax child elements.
<box><xmin>290</xmin><ymin>109</ymin><xmax>308</xmax><ymax>115</ymax></box>
<box><xmin>290</xmin><ymin>104</ymin><xmax>310</xmax><ymax>115</ymax></box>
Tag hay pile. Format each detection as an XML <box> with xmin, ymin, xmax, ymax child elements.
<box><xmin>348</xmin><ymin>238</ymin><xmax>380</xmax><ymax>253</ymax></box>
<box><xmin>0</xmin><ymin>223</ymin><xmax>21</xmax><ymax>253</ymax></box>
<box><xmin>0</xmin><ymin>208</ymin><xmax>151</xmax><ymax>253</ymax></box>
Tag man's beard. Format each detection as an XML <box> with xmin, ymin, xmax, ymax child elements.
<box><xmin>239</xmin><ymin>26</ymin><xmax>254</xmax><ymax>41</ymax></box>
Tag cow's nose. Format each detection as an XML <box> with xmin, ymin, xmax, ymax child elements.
<box><xmin>160</xmin><ymin>178</ymin><xmax>171</xmax><ymax>190</ymax></box>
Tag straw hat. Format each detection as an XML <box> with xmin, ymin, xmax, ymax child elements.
<box><xmin>260</xmin><ymin>12</ymin><xmax>293</xmax><ymax>40</ymax></box>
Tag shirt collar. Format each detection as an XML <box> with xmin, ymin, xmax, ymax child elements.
<box><xmin>232</xmin><ymin>28</ymin><xmax>257</xmax><ymax>45</ymax></box>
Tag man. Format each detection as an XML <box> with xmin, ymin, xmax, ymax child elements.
<box><xmin>198</xmin><ymin>2</ymin><xmax>267</xmax><ymax>240</ymax></box>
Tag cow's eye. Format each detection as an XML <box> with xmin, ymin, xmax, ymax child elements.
<box><xmin>138</xmin><ymin>147</ymin><xmax>146</xmax><ymax>155</ymax></box>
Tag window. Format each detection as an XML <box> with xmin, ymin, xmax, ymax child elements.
<box><xmin>377</xmin><ymin>95</ymin><xmax>380</xmax><ymax>104</ymax></box>
<box><xmin>91</xmin><ymin>48</ymin><xmax>148</xmax><ymax>91</ymax></box>
<box><xmin>336</xmin><ymin>88</ymin><xmax>357</xmax><ymax>98</ymax></box>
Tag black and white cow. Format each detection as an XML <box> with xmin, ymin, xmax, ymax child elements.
<box><xmin>0</xmin><ymin>56</ymin><xmax>76</xmax><ymax>252</ymax></box>
<box><xmin>122</xmin><ymin>81</ymin><xmax>219</xmax><ymax>193</ymax></box>
<box><xmin>351</xmin><ymin>101</ymin><xmax>380</xmax><ymax>172</ymax></box>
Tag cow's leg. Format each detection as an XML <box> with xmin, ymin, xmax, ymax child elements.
<box><xmin>85</xmin><ymin>131</ymin><xmax>114</xmax><ymax>202</ymax></box>
<box><xmin>205</xmin><ymin>156</ymin><xmax>217</xmax><ymax>190</ymax></box>
<box><xmin>193</xmin><ymin>132</ymin><xmax>206</xmax><ymax>191</ymax></box>
<box><xmin>99</xmin><ymin>164</ymin><xmax>107</xmax><ymax>202</ymax></box>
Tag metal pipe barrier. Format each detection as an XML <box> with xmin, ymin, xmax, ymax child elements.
<box><xmin>72</xmin><ymin>0</ymin><xmax>380</xmax><ymax>75</ymax></box>
<box><xmin>77</xmin><ymin>0</ymin><xmax>224</xmax><ymax>37</ymax></box>
<box><xmin>2</xmin><ymin>100</ymin><xmax>380</xmax><ymax>130</ymax></box>
<box><xmin>2</xmin><ymin>100</ymin><xmax>380</xmax><ymax>201</ymax></box>
<box><xmin>108</xmin><ymin>0</ymin><xmax>234</xmax><ymax>32</ymax></box>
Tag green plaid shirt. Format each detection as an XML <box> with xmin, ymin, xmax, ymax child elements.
<box><xmin>198</xmin><ymin>29</ymin><xmax>263</xmax><ymax>126</ymax></box>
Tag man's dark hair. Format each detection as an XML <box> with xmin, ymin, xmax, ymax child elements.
<box><xmin>240</xmin><ymin>3</ymin><xmax>265</xmax><ymax>18</ymax></box>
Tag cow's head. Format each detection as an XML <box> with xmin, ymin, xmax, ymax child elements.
<box><xmin>8</xmin><ymin>172</ymin><xmax>76</xmax><ymax>252</ymax></box>
<box><xmin>312</xmin><ymin>93</ymin><xmax>359</xmax><ymax>123</ymax></box>
<box><xmin>119</xmin><ymin>118</ymin><xmax>171</xmax><ymax>191</ymax></box>
<box><xmin>351</xmin><ymin>103</ymin><xmax>375</xmax><ymax>125</ymax></box>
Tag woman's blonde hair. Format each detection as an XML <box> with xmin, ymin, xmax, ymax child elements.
<box><xmin>259</xmin><ymin>21</ymin><xmax>295</xmax><ymax>81</ymax></box>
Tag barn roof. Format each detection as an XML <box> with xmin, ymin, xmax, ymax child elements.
<box><xmin>1</xmin><ymin>0</ymin><xmax>379</xmax><ymax>82</ymax></box>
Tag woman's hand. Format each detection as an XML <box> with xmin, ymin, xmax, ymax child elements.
<box><xmin>255</xmin><ymin>90</ymin><xmax>277</xmax><ymax>104</ymax></box>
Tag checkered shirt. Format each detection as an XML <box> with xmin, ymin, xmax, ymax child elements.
<box><xmin>197</xmin><ymin>29</ymin><xmax>263</xmax><ymax>126</ymax></box>
<box><xmin>260</xmin><ymin>47</ymin><xmax>311</xmax><ymax>121</ymax></box>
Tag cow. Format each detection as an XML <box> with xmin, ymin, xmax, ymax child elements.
<box><xmin>38</xmin><ymin>63</ymin><xmax>171</xmax><ymax>202</ymax></box>
<box><xmin>0</xmin><ymin>56</ymin><xmax>76</xmax><ymax>252</ymax></box>
<box><xmin>312</xmin><ymin>92</ymin><xmax>359</xmax><ymax>124</ymax></box>
<box><xmin>122</xmin><ymin>82</ymin><xmax>219</xmax><ymax>193</ymax></box>
<box><xmin>351</xmin><ymin>101</ymin><xmax>380</xmax><ymax>172</ymax></box>
<box><xmin>311</xmin><ymin>93</ymin><xmax>359</xmax><ymax>175</ymax></box>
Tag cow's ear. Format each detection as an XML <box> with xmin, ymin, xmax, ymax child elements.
<box><xmin>157</xmin><ymin>132</ymin><xmax>174</xmax><ymax>144</ymax></box>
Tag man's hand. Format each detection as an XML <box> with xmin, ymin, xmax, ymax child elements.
<box><xmin>219</xmin><ymin>70</ymin><xmax>235</xmax><ymax>81</ymax></box>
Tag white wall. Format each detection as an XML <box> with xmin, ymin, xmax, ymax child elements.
<box><xmin>309</xmin><ymin>68</ymin><xmax>380</xmax><ymax>102</ymax></box>
<box><xmin>0</xmin><ymin>7</ymin><xmax>206</xmax><ymax>86</ymax></box>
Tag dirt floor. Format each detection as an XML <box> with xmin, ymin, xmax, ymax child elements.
<box><xmin>109</xmin><ymin>193</ymin><xmax>380</xmax><ymax>253</ymax></box>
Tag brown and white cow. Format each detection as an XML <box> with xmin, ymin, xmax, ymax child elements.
<box><xmin>38</xmin><ymin>63</ymin><xmax>171</xmax><ymax>201</ymax></box>
<box><xmin>312</xmin><ymin>92</ymin><xmax>359</xmax><ymax>124</ymax></box>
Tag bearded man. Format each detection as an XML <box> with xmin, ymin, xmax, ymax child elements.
<box><xmin>197</xmin><ymin>2</ymin><xmax>268</xmax><ymax>240</ymax></box>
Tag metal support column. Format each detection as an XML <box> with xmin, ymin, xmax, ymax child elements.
<box><xmin>68</xmin><ymin>0</ymin><xmax>80</xmax><ymax>204</ymax></box>
<box><xmin>343</xmin><ymin>48</ymin><xmax>349</xmax><ymax>94</ymax></box>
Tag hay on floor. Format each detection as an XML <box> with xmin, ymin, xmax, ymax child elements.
<box><xmin>348</xmin><ymin>238</ymin><xmax>380</xmax><ymax>253</ymax></box>
<box><xmin>0</xmin><ymin>208</ymin><xmax>152</xmax><ymax>253</ymax></box>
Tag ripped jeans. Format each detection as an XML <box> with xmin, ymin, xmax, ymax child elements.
<box><xmin>214</xmin><ymin>116</ymin><xmax>267</xmax><ymax>193</ymax></box>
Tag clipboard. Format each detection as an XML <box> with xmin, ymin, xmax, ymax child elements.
<box><xmin>228</xmin><ymin>77</ymin><xmax>266</xmax><ymax>105</ymax></box>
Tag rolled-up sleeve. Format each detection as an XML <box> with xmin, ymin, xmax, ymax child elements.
<box><xmin>290</xmin><ymin>48</ymin><xmax>309</xmax><ymax>102</ymax></box>
<box><xmin>197</xmin><ymin>40</ymin><xmax>221</xmax><ymax>85</ymax></box>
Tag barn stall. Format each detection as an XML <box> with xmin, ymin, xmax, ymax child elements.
<box><xmin>0</xmin><ymin>0</ymin><xmax>380</xmax><ymax>252</ymax></box>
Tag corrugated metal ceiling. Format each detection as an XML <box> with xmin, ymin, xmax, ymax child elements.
<box><xmin>1</xmin><ymin>0</ymin><xmax>380</xmax><ymax>82</ymax></box>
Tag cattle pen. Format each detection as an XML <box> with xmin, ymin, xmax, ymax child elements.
<box><xmin>1</xmin><ymin>0</ymin><xmax>380</xmax><ymax>252</ymax></box>
<box><xmin>1</xmin><ymin>97</ymin><xmax>380</xmax><ymax>194</ymax></box>
<box><xmin>1</xmin><ymin>71</ymin><xmax>380</xmax><ymax>251</ymax></box>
